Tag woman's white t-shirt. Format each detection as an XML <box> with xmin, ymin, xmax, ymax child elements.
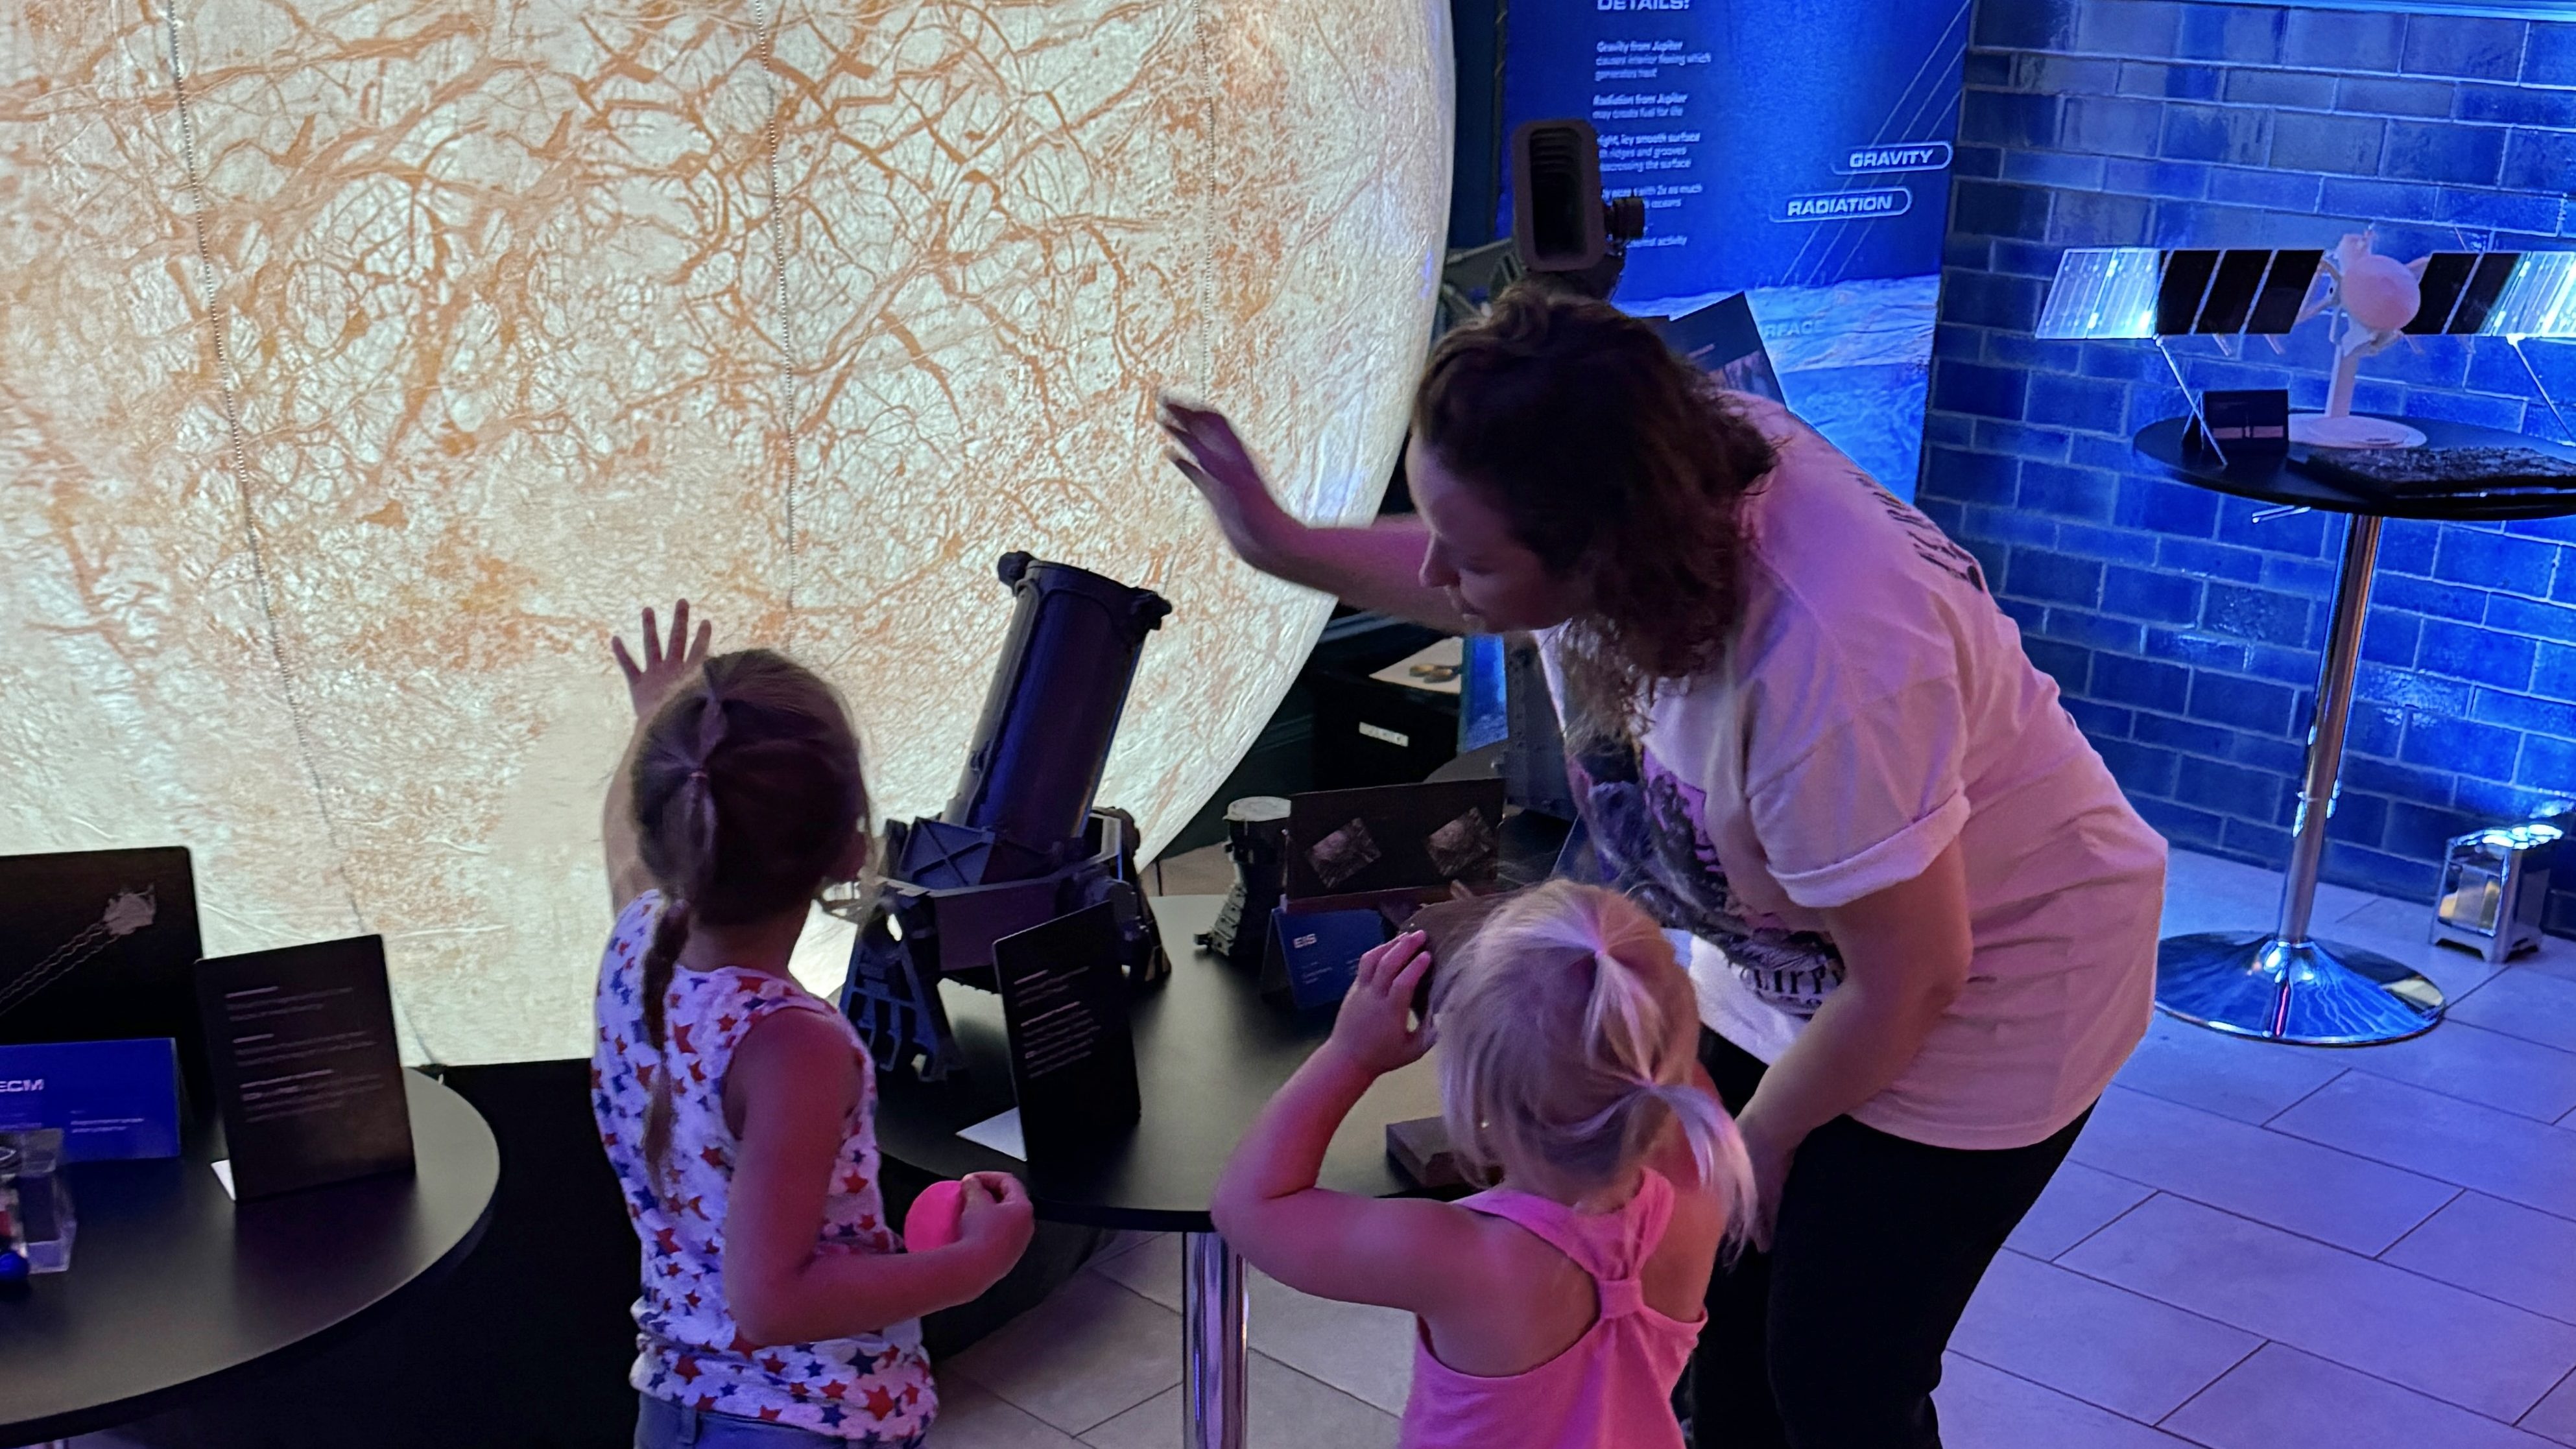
<box><xmin>1545</xmin><ymin>395</ymin><xmax>2164</xmax><ymax>1151</ymax></box>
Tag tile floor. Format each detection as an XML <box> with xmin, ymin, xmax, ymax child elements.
<box><xmin>921</xmin><ymin>845</ymin><xmax>2576</xmax><ymax>1448</ymax></box>
<box><xmin>80</xmin><ymin>847</ymin><xmax>2576</xmax><ymax>1448</ymax></box>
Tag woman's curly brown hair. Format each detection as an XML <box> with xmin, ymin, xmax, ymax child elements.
<box><xmin>1411</xmin><ymin>283</ymin><xmax>1778</xmax><ymax>736</ymax></box>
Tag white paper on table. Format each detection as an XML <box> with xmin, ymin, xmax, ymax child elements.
<box><xmin>956</xmin><ymin>1108</ymin><xmax>1027</xmax><ymax>1161</ymax></box>
<box><xmin>211</xmin><ymin>1159</ymin><xmax>236</xmax><ymax>1199</ymax></box>
<box><xmin>1369</xmin><ymin>636</ymin><xmax>1464</xmax><ymax>696</ymax></box>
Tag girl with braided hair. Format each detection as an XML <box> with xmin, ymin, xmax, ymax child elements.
<box><xmin>593</xmin><ymin>601</ymin><xmax>1032</xmax><ymax>1449</ymax></box>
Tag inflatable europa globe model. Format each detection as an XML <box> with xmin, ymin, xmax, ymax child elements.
<box><xmin>0</xmin><ymin>1</ymin><xmax>1453</xmax><ymax>1063</ymax></box>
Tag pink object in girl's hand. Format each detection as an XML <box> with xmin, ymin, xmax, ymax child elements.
<box><xmin>904</xmin><ymin>1179</ymin><xmax>967</xmax><ymax>1251</ymax></box>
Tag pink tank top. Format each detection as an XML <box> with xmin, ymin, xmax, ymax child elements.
<box><xmin>1400</xmin><ymin>1170</ymin><xmax>1703</xmax><ymax>1449</ymax></box>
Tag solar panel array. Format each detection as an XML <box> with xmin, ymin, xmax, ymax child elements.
<box><xmin>2036</xmin><ymin>247</ymin><xmax>2576</xmax><ymax>340</ymax></box>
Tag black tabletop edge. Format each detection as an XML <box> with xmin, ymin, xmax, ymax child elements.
<box><xmin>1011</xmin><ymin>1179</ymin><xmax>1457</xmax><ymax>1236</ymax></box>
<box><xmin>2133</xmin><ymin>416</ymin><xmax>2576</xmax><ymax>522</ymax></box>
<box><xmin>870</xmin><ymin>894</ymin><xmax>1450</xmax><ymax>1234</ymax></box>
<box><xmin>2</xmin><ymin>1071</ymin><xmax>501</xmax><ymax>1444</ymax></box>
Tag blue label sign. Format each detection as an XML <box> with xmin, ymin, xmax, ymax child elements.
<box><xmin>1504</xmin><ymin>0</ymin><xmax>1968</xmax><ymax>300</ymax></box>
<box><xmin>0</xmin><ymin>1038</ymin><xmax>182</xmax><ymax>1161</ymax></box>
<box><xmin>1501</xmin><ymin>0</ymin><xmax>1972</xmax><ymax>500</ymax></box>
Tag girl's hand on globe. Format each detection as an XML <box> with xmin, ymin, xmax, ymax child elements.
<box><xmin>1159</xmin><ymin>393</ymin><xmax>1298</xmax><ymax>572</ymax></box>
<box><xmin>610</xmin><ymin>599</ymin><xmax>713</xmax><ymax>722</ymax></box>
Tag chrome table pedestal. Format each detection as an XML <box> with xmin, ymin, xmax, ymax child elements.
<box><xmin>2156</xmin><ymin>930</ymin><xmax>2441</xmax><ymax>1043</ymax></box>
<box><xmin>1182</xmin><ymin>1232</ymin><xmax>1248</xmax><ymax>1449</ymax></box>
<box><xmin>2154</xmin><ymin>512</ymin><xmax>2444</xmax><ymax>1045</ymax></box>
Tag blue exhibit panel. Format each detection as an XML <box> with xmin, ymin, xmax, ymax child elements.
<box><xmin>1503</xmin><ymin>0</ymin><xmax>1974</xmax><ymax>497</ymax></box>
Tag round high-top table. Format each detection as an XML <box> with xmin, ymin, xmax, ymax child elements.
<box><xmin>2134</xmin><ymin>415</ymin><xmax>2576</xmax><ymax>1044</ymax></box>
<box><xmin>872</xmin><ymin>893</ymin><xmax>1440</xmax><ymax>1449</ymax></box>
<box><xmin>0</xmin><ymin>1070</ymin><xmax>499</xmax><ymax>1447</ymax></box>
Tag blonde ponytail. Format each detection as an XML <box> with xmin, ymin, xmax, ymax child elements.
<box><xmin>1436</xmin><ymin>880</ymin><xmax>1750</xmax><ymax>1229</ymax></box>
<box><xmin>1640</xmin><ymin>1079</ymin><xmax>1754</xmax><ymax>1250</ymax></box>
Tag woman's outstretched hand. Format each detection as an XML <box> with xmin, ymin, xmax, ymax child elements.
<box><xmin>610</xmin><ymin>599</ymin><xmax>713</xmax><ymax>722</ymax></box>
<box><xmin>1158</xmin><ymin>393</ymin><xmax>1298</xmax><ymax>571</ymax></box>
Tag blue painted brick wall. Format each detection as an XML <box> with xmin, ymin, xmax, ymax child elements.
<box><xmin>1933</xmin><ymin>1</ymin><xmax>2576</xmax><ymax>930</ymax></box>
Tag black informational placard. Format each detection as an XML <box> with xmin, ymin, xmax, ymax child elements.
<box><xmin>0</xmin><ymin>847</ymin><xmax>209</xmax><ymax>1107</ymax></box>
<box><xmin>195</xmin><ymin>935</ymin><xmax>415</xmax><ymax>1200</ymax></box>
<box><xmin>991</xmin><ymin>903</ymin><xmax>1141</xmax><ymax>1146</ymax></box>
<box><xmin>2191</xmin><ymin>388</ymin><xmax>2291</xmax><ymax>456</ymax></box>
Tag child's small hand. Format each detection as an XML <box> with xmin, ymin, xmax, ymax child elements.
<box><xmin>1326</xmin><ymin>932</ymin><xmax>1435</xmax><ymax>1076</ymax></box>
<box><xmin>955</xmin><ymin>1170</ymin><xmax>1036</xmax><ymax>1279</ymax></box>
<box><xmin>610</xmin><ymin>598</ymin><xmax>713</xmax><ymax>721</ymax></box>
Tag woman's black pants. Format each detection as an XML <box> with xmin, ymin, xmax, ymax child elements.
<box><xmin>1691</xmin><ymin>1030</ymin><xmax>2092</xmax><ymax>1449</ymax></box>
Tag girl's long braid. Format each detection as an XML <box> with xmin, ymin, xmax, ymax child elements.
<box><xmin>637</xmin><ymin>690</ymin><xmax>731</xmax><ymax>1195</ymax></box>
<box><xmin>636</xmin><ymin>899</ymin><xmax>692</xmax><ymax>1190</ymax></box>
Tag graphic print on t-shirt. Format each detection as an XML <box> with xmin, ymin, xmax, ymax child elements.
<box><xmin>1852</xmin><ymin>458</ymin><xmax>1986</xmax><ymax>591</ymax></box>
<box><xmin>1566</xmin><ymin>731</ymin><xmax>1845</xmax><ymax>1015</ymax></box>
<box><xmin>1547</xmin><ymin>407</ymin><xmax>1985</xmax><ymax>1019</ymax></box>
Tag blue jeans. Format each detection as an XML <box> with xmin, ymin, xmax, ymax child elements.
<box><xmin>634</xmin><ymin>1393</ymin><xmax>925</xmax><ymax>1449</ymax></box>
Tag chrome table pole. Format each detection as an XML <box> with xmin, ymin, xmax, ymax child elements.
<box><xmin>2154</xmin><ymin>513</ymin><xmax>2445</xmax><ymax>1044</ymax></box>
<box><xmin>1182</xmin><ymin>1231</ymin><xmax>1248</xmax><ymax>1449</ymax></box>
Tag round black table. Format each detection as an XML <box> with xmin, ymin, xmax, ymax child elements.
<box><xmin>2134</xmin><ymin>416</ymin><xmax>2576</xmax><ymax>1044</ymax></box>
<box><xmin>874</xmin><ymin>894</ymin><xmax>1439</xmax><ymax>1449</ymax></box>
<box><xmin>2136</xmin><ymin>415</ymin><xmax>2576</xmax><ymax>523</ymax></box>
<box><xmin>0</xmin><ymin>1070</ymin><xmax>499</xmax><ymax>1447</ymax></box>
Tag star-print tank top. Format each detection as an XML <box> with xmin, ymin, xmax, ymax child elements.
<box><xmin>591</xmin><ymin>891</ymin><xmax>936</xmax><ymax>1443</ymax></box>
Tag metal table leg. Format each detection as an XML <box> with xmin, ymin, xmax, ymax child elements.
<box><xmin>2154</xmin><ymin>513</ymin><xmax>2446</xmax><ymax>1044</ymax></box>
<box><xmin>1182</xmin><ymin>1231</ymin><xmax>1248</xmax><ymax>1449</ymax></box>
